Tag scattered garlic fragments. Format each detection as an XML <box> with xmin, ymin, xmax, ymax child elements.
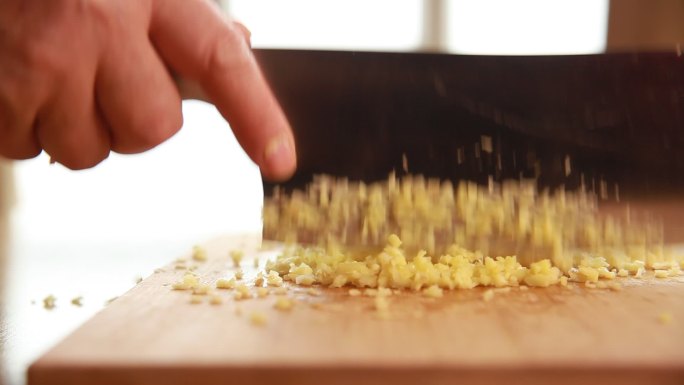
<box><xmin>274</xmin><ymin>297</ymin><xmax>294</xmax><ymax>311</ymax></box>
<box><xmin>250</xmin><ymin>312</ymin><xmax>267</xmax><ymax>326</ymax></box>
<box><xmin>192</xmin><ymin>245</ymin><xmax>207</xmax><ymax>262</ymax></box>
<box><xmin>43</xmin><ymin>295</ymin><xmax>56</xmax><ymax>310</ymax></box>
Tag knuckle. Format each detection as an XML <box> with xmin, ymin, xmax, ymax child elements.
<box><xmin>0</xmin><ymin>144</ymin><xmax>42</xmax><ymax>160</ymax></box>
<box><xmin>113</xmin><ymin>104</ymin><xmax>183</xmax><ymax>153</ymax></box>
<box><xmin>56</xmin><ymin>147</ymin><xmax>109</xmax><ymax>170</ymax></box>
<box><xmin>203</xmin><ymin>26</ymin><xmax>252</xmax><ymax>76</ymax></box>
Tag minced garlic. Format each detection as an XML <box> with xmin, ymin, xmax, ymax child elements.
<box><xmin>256</xmin><ymin>287</ymin><xmax>269</xmax><ymax>298</ymax></box>
<box><xmin>658</xmin><ymin>312</ymin><xmax>673</xmax><ymax>325</ymax></box>
<box><xmin>172</xmin><ymin>273</ymin><xmax>199</xmax><ymax>290</ymax></box>
<box><xmin>209</xmin><ymin>294</ymin><xmax>223</xmax><ymax>305</ymax></box>
<box><xmin>234</xmin><ymin>284</ymin><xmax>251</xmax><ymax>300</ymax></box>
<box><xmin>348</xmin><ymin>289</ymin><xmax>362</xmax><ymax>296</ymax></box>
<box><xmin>423</xmin><ymin>285</ymin><xmax>443</xmax><ymax>298</ymax></box>
<box><xmin>250</xmin><ymin>312</ymin><xmax>267</xmax><ymax>326</ymax></box>
<box><xmin>306</xmin><ymin>288</ymin><xmax>321</xmax><ymax>296</ymax></box>
<box><xmin>234</xmin><ymin>270</ymin><xmax>244</xmax><ymax>280</ymax></box>
<box><xmin>192</xmin><ymin>284</ymin><xmax>211</xmax><ymax>295</ymax></box>
<box><xmin>273</xmin><ymin>286</ymin><xmax>288</xmax><ymax>295</ymax></box>
<box><xmin>43</xmin><ymin>295</ymin><xmax>56</xmax><ymax>310</ymax></box>
<box><xmin>482</xmin><ymin>289</ymin><xmax>495</xmax><ymax>302</ymax></box>
<box><xmin>254</xmin><ymin>272</ymin><xmax>265</xmax><ymax>287</ymax></box>
<box><xmin>190</xmin><ymin>295</ymin><xmax>203</xmax><ymax>304</ymax></box>
<box><xmin>230</xmin><ymin>250</ymin><xmax>244</xmax><ymax>267</ymax></box>
<box><xmin>654</xmin><ymin>270</ymin><xmax>669</xmax><ymax>278</ymax></box>
<box><xmin>266</xmin><ymin>271</ymin><xmax>284</xmax><ymax>287</ymax></box>
<box><xmin>71</xmin><ymin>296</ymin><xmax>83</xmax><ymax>307</ymax></box>
<box><xmin>192</xmin><ymin>245</ymin><xmax>207</xmax><ymax>262</ymax></box>
<box><xmin>216</xmin><ymin>278</ymin><xmax>236</xmax><ymax>289</ymax></box>
<box><xmin>274</xmin><ymin>297</ymin><xmax>294</xmax><ymax>311</ymax></box>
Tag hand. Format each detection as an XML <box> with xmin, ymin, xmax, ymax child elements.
<box><xmin>0</xmin><ymin>0</ymin><xmax>296</xmax><ymax>181</ymax></box>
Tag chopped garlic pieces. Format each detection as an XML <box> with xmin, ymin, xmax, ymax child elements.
<box><xmin>274</xmin><ymin>297</ymin><xmax>294</xmax><ymax>311</ymax></box>
<box><xmin>266</xmin><ymin>271</ymin><xmax>284</xmax><ymax>287</ymax></box>
<box><xmin>256</xmin><ymin>287</ymin><xmax>269</xmax><ymax>298</ymax></box>
<box><xmin>216</xmin><ymin>278</ymin><xmax>236</xmax><ymax>289</ymax></box>
<box><xmin>172</xmin><ymin>273</ymin><xmax>199</xmax><ymax>290</ymax></box>
<box><xmin>250</xmin><ymin>312</ymin><xmax>267</xmax><ymax>326</ymax></box>
<box><xmin>43</xmin><ymin>295</ymin><xmax>56</xmax><ymax>310</ymax></box>
<box><xmin>654</xmin><ymin>270</ymin><xmax>669</xmax><ymax>278</ymax></box>
<box><xmin>208</xmin><ymin>294</ymin><xmax>222</xmax><ymax>305</ymax></box>
<box><xmin>423</xmin><ymin>285</ymin><xmax>443</xmax><ymax>298</ymax></box>
<box><xmin>192</xmin><ymin>245</ymin><xmax>207</xmax><ymax>262</ymax></box>
<box><xmin>230</xmin><ymin>250</ymin><xmax>244</xmax><ymax>267</ymax></box>
<box><xmin>658</xmin><ymin>312</ymin><xmax>673</xmax><ymax>325</ymax></box>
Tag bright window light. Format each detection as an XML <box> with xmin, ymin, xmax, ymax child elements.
<box><xmin>229</xmin><ymin>0</ymin><xmax>424</xmax><ymax>51</ymax></box>
<box><xmin>446</xmin><ymin>0</ymin><xmax>609</xmax><ymax>55</ymax></box>
<box><xmin>12</xmin><ymin>101</ymin><xmax>263</xmax><ymax>243</ymax></box>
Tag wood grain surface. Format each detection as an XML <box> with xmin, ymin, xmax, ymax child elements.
<box><xmin>27</xmin><ymin>234</ymin><xmax>684</xmax><ymax>385</ymax></box>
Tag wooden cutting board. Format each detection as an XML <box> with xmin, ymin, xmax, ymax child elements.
<box><xmin>28</xmin><ymin>235</ymin><xmax>684</xmax><ymax>385</ymax></box>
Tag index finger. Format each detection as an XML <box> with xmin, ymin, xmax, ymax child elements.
<box><xmin>149</xmin><ymin>0</ymin><xmax>296</xmax><ymax>181</ymax></box>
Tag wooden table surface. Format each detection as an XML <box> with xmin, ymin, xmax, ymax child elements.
<box><xmin>27</xmin><ymin>234</ymin><xmax>684</xmax><ymax>385</ymax></box>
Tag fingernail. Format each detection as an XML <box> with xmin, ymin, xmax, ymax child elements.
<box><xmin>264</xmin><ymin>134</ymin><xmax>296</xmax><ymax>179</ymax></box>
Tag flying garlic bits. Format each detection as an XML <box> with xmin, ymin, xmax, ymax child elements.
<box><xmin>262</xmin><ymin>174</ymin><xmax>683</xmax><ymax>292</ymax></box>
<box><xmin>71</xmin><ymin>296</ymin><xmax>83</xmax><ymax>307</ymax></box>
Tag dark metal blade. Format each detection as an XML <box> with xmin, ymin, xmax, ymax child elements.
<box><xmin>254</xmin><ymin>49</ymin><xmax>684</xmax><ymax>198</ymax></box>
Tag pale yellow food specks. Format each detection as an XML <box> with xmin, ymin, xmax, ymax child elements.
<box><xmin>273</xmin><ymin>286</ymin><xmax>288</xmax><ymax>295</ymax></box>
<box><xmin>264</xmin><ymin>174</ymin><xmax>680</xmax><ymax>291</ymax></box>
<box><xmin>209</xmin><ymin>294</ymin><xmax>223</xmax><ymax>305</ymax></box>
<box><xmin>216</xmin><ymin>278</ymin><xmax>236</xmax><ymax>289</ymax></box>
<box><xmin>348</xmin><ymin>289</ymin><xmax>362</xmax><ymax>297</ymax></box>
<box><xmin>654</xmin><ymin>269</ymin><xmax>670</xmax><ymax>278</ymax></box>
<box><xmin>423</xmin><ymin>285</ymin><xmax>443</xmax><ymax>298</ymax></box>
<box><xmin>250</xmin><ymin>312</ymin><xmax>267</xmax><ymax>326</ymax></box>
<box><xmin>482</xmin><ymin>289</ymin><xmax>495</xmax><ymax>302</ymax></box>
<box><xmin>266</xmin><ymin>271</ymin><xmax>284</xmax><ymax>287</ymax></box>
<box><xmin>192</xmin><ymin>284</ymin><xmax>211</xmax><ymax>295</ymax></box>
<box><xmin>658</xmin><ymin>312</ymin><xmax>673</xmax><ymax>325</ymax></box>
<box><xmin>374</xmin><ymin>296</ymin><xmax>389</xmax><ymax>312</ymax></box>
<box><xmin>189</xmin><ymin>295</ymin><xmax>203</xmax><ymax>304</ymax></box>
<box><xmin>254</xmin><ymin>272</ymin><xmax>265</xmax><ymax>287</ymax></box>
<box><xmin>172</xmin><ymin>273</ymin><xmax>199</xmax><ymax>290</ymax></box>
<box><xmin>256</xmin><ymin>287</ymin><xmax>269</xmax><ymax>298</ymax></box>
<box><xmin>230</xmin><ymin>250</ymin><xmax>244</xmax><ymax>267</ymax></box>
<box><xmin>306</xmin><ymin>288</ymin><xmax>321</xmax><ymax>296</ymax></box>
<box><xmin>43</xmin><ymin>295</ymin><xmax>56</xmax><ymax>310</ymax></box>
<box><xmin>234</xmin><ymin>284</ymin><xmax>251</xmax><ymax>300</ymax></box>
<box><xmin>234</xmin><ymin>270</ymin><xmax>244</xmax><ymax>280</ymax></box>
<box><xmin>192</xmin><ymin>245</ymin><xmax>207</xmax><ymax>262</ymax></box>
<box><xmin>274</xmin><ymin>297</ymin><xmax>294</xmax><ymax>311</ymax></box>
<box><xmin>70</xmin><ymin>296</ymin><xmax>83</xmax><ymax>307</ymax></box>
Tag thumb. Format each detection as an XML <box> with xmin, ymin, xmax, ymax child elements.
<box><xmin>150</xmin><ymin>0</ymin><xmax>296</xmax><ymax>181</ymax></box>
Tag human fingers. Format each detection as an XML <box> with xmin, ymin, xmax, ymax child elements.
<box><xmin>150</xmin><ymin>0</ymin><xmax>296</xmax><ymax>181</ymax></box>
